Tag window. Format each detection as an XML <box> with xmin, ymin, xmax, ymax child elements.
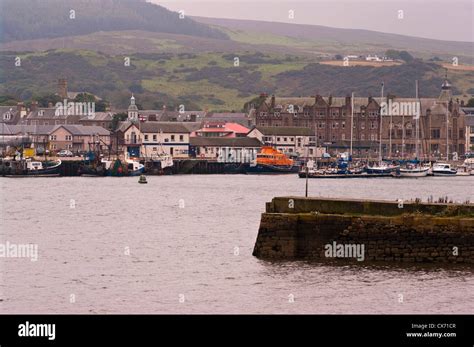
<box><xmin>3</xmin><ymin>113</ymin><xmax>11</xmax><ymax>120</ymax></box>
<box><xmin>342</xmin><ymin>122</ymin><xmax>345</xmax><ymax>129</ymax></box>
<box><xmin>153</xmin><ymin>135</ymin><xmax>157</xmax><ymax>141</ymax></box>
<box><xmin>361</xmin><ymin>134</ymin><xmax>365</xmax><ymax>140</ymax></box>
<box><xmin>283</xmin><ymin>137</ymin><xmax>287</xmax><ymax>142</ymax></box>
<box><xmin>144</xmin><ymin>135</ymin><xmax>149</xmax><ymax>141</ymax></box>
<box><xmin>277</xmin><ymin>137</ymin><xmax>281</xmax><ymax>142</ymax></box>
<box><xmin>164</xmin><ymin>138</ymin><xmax>169</xmax><ymax>143</ymax></box>
<box><xmin>65</xmin><ymin>135</ymin><xmax>72</xmax><ymax>141</ymax></box>
<box><xmin>361</xmin><ymin>123</ymin><xmax>365</xmax><ymax>130</ymax></box>
<box><xmin>67</xmin><ymin>144</ymin><xmax>72</xmax><ymax>149</ymax></box>
<box><xmin>38</xmin><ymin>110</ymin><xmax>44</xmax><ymax>116</ymax></box>
<box><xmin>180</xmin><ymin>135</ymin><xmax>184</xmax><ymax>141</ymax></box>
<box><xmin>171</xmin><ymin>135</ymin><xmax>175</xmax><ymax>141</ymax></box>
<box><xmin>50</xmin><ymin>135</ymin><xmax>57</xmax><ymax>141</ymax></box>
<box><xmin>341</xmin><ymin>134</ymin><xmax>346</xmax><ymax>140</ymax></box>
<box><xmin>332</xmin><ymin>123</ymin><xmax>336</xmax><ymax>128</ymax></box>
<box><xmin>371</xmin><ymin>122</ymin><xmax>377</xmax><ymax>129</ymax></box>
<box><xmin>51</xmin><ymin>144</ymin><xmax>57</xmax><ymax>150</ymax></box>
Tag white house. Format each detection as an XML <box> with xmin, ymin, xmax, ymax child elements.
<box><xmin>122</xmin><ymin>122</ymin><xmax>192</xmax><ymax>158</ymax></box>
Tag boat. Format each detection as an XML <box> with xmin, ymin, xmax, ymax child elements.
<box><xmin>366</xmin><ymin>162</ymin><xmax>400</xmax><ymax>175</ymax></box>
<box><xmin>245</xmin><ymin>146</ymin><xmax>299</xmax><ymax>174</ymax></box>
<box><xmin>145</xmin><ymin>152</ymin><xmax>174</xmax><ymax>175</ymax></box>
<box><xmin>78</xmin><ymin>151</ymin><xmax>108</xmax><ymax>176</ymax></box>
<box><xmin>397</xmin><ymin>165</ymin><xmax>430</xmax><ymax>178</ymax></box>
<box><xmin>456</xmin><ymin>165</ymin><xmax>472</xmax><ymax>176</ymax></box>
<box><xmin>462</xmin><ymin>158</ymin><xmax>474</xmax><ymax>175</ymax></box>
<box><xmin>299</xmin><ymin>168</ymin><xmax>389</xmax><ymax>178</ymax></box>
<box><xmin>1</xmin><ymin>158</ymin><xmax>62</xmax><ymax>176</ymax></box>
<box><xmin>432</xmin><ymin>163</ymin><xmax>457</xmax><ymax>176</ymax></box>
<box><xmin>106</xmin><ymin>158</ymin><xmax>145</xmax><ymax>176</ymax></box>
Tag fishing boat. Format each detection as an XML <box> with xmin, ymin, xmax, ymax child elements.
<box><xmin>106</xmin><ymin>158</ymin><xmax>145</xmax><ymax>176</ymax></box>
<box><xmin>1</xmin><ymin>158</ymin><xmax>62</xmax><ymax>177</ymax></box>
<box><xmin>245</xmin><ymin>146</ymin><xmax>299</xmax><ymax>174</ymax></box>
<box><xmin>432</xmin><ymin>162</ymin><xmax>457</xmax><ymax>176</ymax></box>
<box><xmin>366</xmin><ymin>162</ymin><xmax>399</xmax><ymax>175</ymax></box>
<box><xmin>146</xmin><ymin>152</ymin><xmax>174</xmax><ymax>175</ymax></box>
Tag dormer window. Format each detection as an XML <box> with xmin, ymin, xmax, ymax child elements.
<box><xmin>38</xmin><ymin>110</ymin><xmax>44</xmax><ymax>116</ymax></box>
<box><xmin>3</xmin><ymin>112</ymin><xmax>11</xmax><ymax>120</ymax></box>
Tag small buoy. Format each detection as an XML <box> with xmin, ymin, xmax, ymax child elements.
<box><xmin>138</xmin><ymin>174</ymin><xmax>147</xmax><ymax>184</ymax></box>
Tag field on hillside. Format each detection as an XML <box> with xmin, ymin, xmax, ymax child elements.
<box><xmin>1</xmin><ymin>49</ymin><xmax>473</xmax><ymax>111</ymax></box>
<box><xmin>320</xmin><ymin>60</ymin><xmax>403</xmax><ymax>67</ymax></box>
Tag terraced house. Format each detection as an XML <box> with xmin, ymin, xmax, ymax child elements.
<box><xmin>48</xmin><ymin>125</ymin><xmax>110</xmax><ymax>153</ymax></box>
<box><xmin>122</xmin><ymin>122</ymin><xmax>194</xmax><ymax>158</ymax></box>
<box><xmin>255</xmin><ymin>80</ymin><xmax>466</xmax><ymax>159</ymax></box>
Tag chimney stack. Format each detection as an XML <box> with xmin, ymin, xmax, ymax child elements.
<box><xmin>58</xmin><ymin>78</ymin><xmax>68</xmax><ymax>99</ymax></box>
<box><xmin>271</xmin><ymin>94</ymin><xmax>275</xmax><ymax>108</ymax></box>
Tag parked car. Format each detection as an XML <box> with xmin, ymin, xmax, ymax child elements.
<box><xmin>36</xmin><ymin>148</ymin><xmax>50</xmax><ymax>156</ymax></box>
<box><xmin>57</xmin><ymin>149</ymin><xmax>74</xmax><ymax>157</ymax></box>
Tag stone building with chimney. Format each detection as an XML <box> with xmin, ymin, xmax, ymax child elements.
<box><xmin>255</xmin><ymin>80</ymin><xmax>466</xmax><ymax>160</ymax></box>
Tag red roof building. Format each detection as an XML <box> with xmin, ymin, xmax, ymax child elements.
<box><xmin>192</xmin><ymin>121</ymin><xmax>250</xmax><ymax>138</ymax></box>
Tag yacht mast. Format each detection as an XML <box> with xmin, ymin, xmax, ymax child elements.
<box><xmin>415</xmin><ymin>80</ymin><xmax>420</xmax><ymax>160</ymax></box>
<box><xmin>350</xmin><ymin>92</ymin><xmax>354</xmax><ymax>157</ymax></box>
<box><xmin>378</xmin><ymin>83</ymin><xmax>384</xmax><ymax>163</ymax></box>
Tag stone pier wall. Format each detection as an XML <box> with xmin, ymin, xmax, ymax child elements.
<box><xmin>253</xmin><ymin>197</ymin><xmax>474</xmax><ymax>264</ymax></box>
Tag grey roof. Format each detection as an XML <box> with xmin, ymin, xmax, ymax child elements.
<box><xmin>0</xmin><ymin>124</ymin><xmax>55</xmax><ymax>135</ymax></box>
<box><xmin>207</xmin><ymin>112</ymin><xmax>248</xmax><ymax>118</ymax></box>
<box><xmin>254</xmin><ymin>126</ymin><xmax>314</xmax><ymax>136</ymax></box>
<box><xmin>139</xmin><ymin>122</ymin><xmax>192</xmax><ymax>133</ymax></box>
<box><xmin>51</xmin><ymin>124</ymin><xmax>110</xmax><ymax>136</ymax></box>
<box><xmin>461</xmin><ymin>107</ymin><xmax>474</xmax><ymax>115</ymax></box>
<box><xmin>79</xmin><ymin>112</ymin><xmax>113</xmax><ymax>121</ymax></box>
<box><xmin>190</xmin><ymin>137</ymin><xmax>262</xmax><ymax>147</ymax></box>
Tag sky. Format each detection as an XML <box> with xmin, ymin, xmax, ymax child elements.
<box><xmin>156</xmin><ymin>0</ymin><xmax>474</xmax><ymax>42</ymax></box>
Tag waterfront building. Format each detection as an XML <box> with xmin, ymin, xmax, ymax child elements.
<box><xmin>0</xmin><ymin>124</ymin><xmax>110</xmax><ymax>154</ymax></box>
<box><xmin>189</xmin><ymin>137</ymin><xmax>261</xmax><ymax>160</ymax></box>
<box><xmin>255</xmin><ymin>80</ymin><xmax>466</xmax><ymax>159</ymax></box>
<box><xmin>247</xmin><ymin>126</ymin><xmax>322</xmax><ymax>158</ymax></box>
<box><xmin>122</xmin><ymin>121</ymin><xmax>192</xmax><ymax>158</ymax></box>
<box><xmin>192</xmin><ymin>122</ymin><xmax>250</xmax><ymax>138</ymax></box>
<box><xmin>48</xmin><ymin>125</ymin><xmax>110</xmax><ymax>153</ymax></box>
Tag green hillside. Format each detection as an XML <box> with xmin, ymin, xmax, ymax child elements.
<box><xmin>2</xmin><ymin>49</ymin><xmax>472</xmax><ymax>111</ymax></box>
<box><xmin>1</xmin><ymin>0</ymin><xmax>228</xmax><ymax>42</ymax></box>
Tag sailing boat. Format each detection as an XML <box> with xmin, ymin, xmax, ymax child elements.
<box><xmin>366</xmin><ymin>83</ymin><xmax>399</xmax><ymax>175</ymax></box>
<box><xmin>398</xmin><ymin>80</ymin><xmax>429</xmax><ymax>177</ymax></box>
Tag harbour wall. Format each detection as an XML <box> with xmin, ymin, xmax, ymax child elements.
<box><xmin>253</xmin><ymin>197</ymin><xmax>474</xmax><ymax>264</ymax></box>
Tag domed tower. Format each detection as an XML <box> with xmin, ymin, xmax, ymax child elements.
<box><xmin>128</xmin><ymin>94</ymin><xmax>138</xmax><ymax>121</ymax></box>
<box><xmin>438</xmin><ymin>70</ymin><xmax>452</xmax><ymax>102</ymax></box>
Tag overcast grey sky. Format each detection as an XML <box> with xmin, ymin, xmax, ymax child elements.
<box><xmin>156</xmin><ymin>0</ymin><xmax>473</xmax><ymax>42</ymax></box>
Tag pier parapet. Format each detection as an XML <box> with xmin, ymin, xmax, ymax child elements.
<box><xmin>253</xmin><ymin>197</ymin><xmax>474</xmax><ymax>264</ymax></box>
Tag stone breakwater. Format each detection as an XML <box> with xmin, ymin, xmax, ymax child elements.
<box><xmin>252</xmin><ymin>197</ymin><xmax>474</xmax><ymax>264</ymax></box>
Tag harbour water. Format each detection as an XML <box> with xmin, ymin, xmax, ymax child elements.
<box><xmin>1</xmin><ymin>175</ymin><xmax>473</xmax><ymax>314</ymax></box>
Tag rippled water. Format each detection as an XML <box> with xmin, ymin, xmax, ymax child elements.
<box><xmin>1</xmin><ymin>175</ymin><xmax>473</xmax><ymax>313</ymax></box>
